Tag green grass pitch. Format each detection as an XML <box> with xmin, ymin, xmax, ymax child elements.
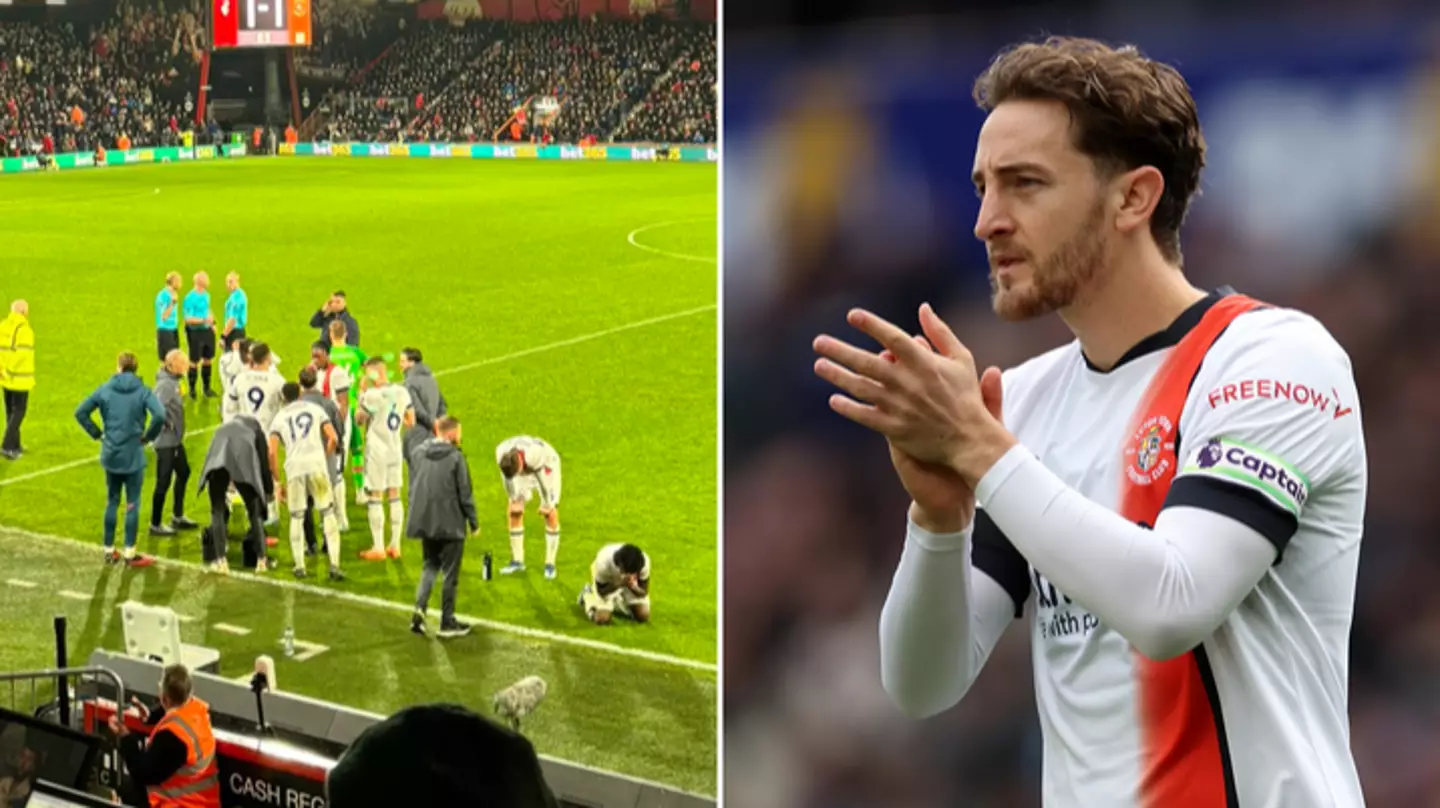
<box><xmin>0</xmin><ymin>157</ymin><xmax>717</xmax><ymax>794</ymax></box>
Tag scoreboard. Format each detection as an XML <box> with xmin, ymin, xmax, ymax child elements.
<box><xmin>212</xmin><ymin>0</ymin><xmax>312</xmax><ymax>49</ymax></box>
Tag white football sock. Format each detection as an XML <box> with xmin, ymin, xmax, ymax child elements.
<box><xmin>289</xmin><ymin>516</ymin><xmax>305</xmax><ymax>572</ymax></box>
<box><xmin>509</xmin><ymin>529</ymin><xmax>524</xmax><ymax>564</ymax></box>
<box><xmin>545</xmin><ymin>530</ymin><xmax>560</xmax><ymax>566</ymax></box>
<box><xmin>389</xmin><ymin>498</ymin><xmax>404</xmax><ymax>549</ymax></box>
<box><xmin>324</xmin><ymin>511</ymin><xmax>341</xmax><ymax>568</ymax></box>
<box><xmin>367</xmin><ymin>500</ymin><xmax>385</xmax><ymax>552</ymax></box>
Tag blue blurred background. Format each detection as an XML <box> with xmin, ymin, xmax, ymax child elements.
<box><xmin>722</xmin><ymin>3</ymin><xmax>1440</xmax><ymax>806</ymax></box>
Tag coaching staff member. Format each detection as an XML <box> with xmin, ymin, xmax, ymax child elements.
<box><xmin>75</xmin><ymin>352</ymin><xmax>165</xmax><ymax>568</ymax></box>
<box><xmin>407</xmin><ymin>416</ymin><xmax>478</xmax><ymax>638</ymax></box>
<box><xmin>154</xmin><ymin>273</ymin><xmax>182</xmax><ymax>363</ymax></box>
<box><xmin>110</xmin><ymin>663</ymin><xmax>221</xmax><ymax>808</ymax></box>
<box><xmin>197</xmin><ymin>412</ymin><xmax>273</xmax><ymax>572</ymax></box>
<box><xmin>221</xmin><ymin>272</ymin><xmax>248</xmax><ymax>350</ymax></box>
<box><xmin>400</xmin><ymin>348</ymin><xmax>448</xmax><ymax>432</ymax></box>
<box><xmin>150</xmin><ymin>350</ymin><xmax>199</xmax><ymax>537</ymax></box>
<box><xmin>310</xmin><ymin>291</ymin><xmax>360</xmax><ymax>350</ymax></box>
<box><xmin>0</xmin><ymin>299</ymin><xmax>34</xmax><ymax>460</ymax></box>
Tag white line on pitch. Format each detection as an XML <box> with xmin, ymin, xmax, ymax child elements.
<box><xmin>213</xmin><ymin>623</ymin><xmax>252</xmax><ymax>636</ymax></box>
<box><xmin>6</xmin><ymin>579</ymin><xmax>37</xmax><ymax>588</ymax></box>
<box><xmin>0</xmin><ymin>525</ymin><xmax>714</xmax><ymax>673</ymax></box>
<box><xmin>0</xmin><ymin>303</ymin><xmax>714</xmax><ymax>488</ymax></box>
<box><xmin>625</xmin><ymin>219</ymin><xmax>717</xmax><ymax>264</ymax></box>
<box><xmin>58</xmin><ymin>590</ymin><xmax>92</xmax><ymax>601</ymax></box>
<box><xmin>433</xmin><ymin>304</ymin><xmax>713</xmax><ymax>377</ymax></box>
<box><xmin>289</xmin><ymin>640</ymin><xmax>329</xmax><ymax>662</ymax></box>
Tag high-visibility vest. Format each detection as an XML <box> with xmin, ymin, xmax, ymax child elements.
<box><xmin>0</xmin><ymin>313</ymin><xmax>34</xmax><ymax>392</ymax></box>
<box><xmin>148</xmin><ymin>697</ymin><xmax>221</xmax><ymax>808</ymax></box>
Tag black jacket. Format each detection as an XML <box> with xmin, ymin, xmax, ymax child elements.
<box><xmin>406</xmin><ymin>438</ymin><xmax>477</xmax><ymax>541</ymax></box>
<box><xmin>153</xmin><ymin>370</ymin><xmax>186</xmax><ymax>450</ymax></box>
<box><xmin>117</xmin><ymin>704</ymin><xmax>186</xmax><ymax>790</ymax></box>
<box><xmin>309</xmin><ymin>308</ymin><xmax>360</xmax><ymax>350</ymax></box>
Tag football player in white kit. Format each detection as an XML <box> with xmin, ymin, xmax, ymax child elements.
<box><xmin>812</xmin><ymin>37</ymin><xmax>1367</xmax><ymax>808</ymax></box>
<box><xmin>218</xmin><ymin>338</ymin><xmax>249</xmax><ymax>423</ymax></box>
<box><xmin>308</xmin><ymin>341</ymin><xmax>353</xmax><ymax>532</ymax></box>
<box><xmin>355</xmin><ymin>357</ymin><xmax>414</xmax><ymax>560</ymax></box>
<box><xmin>577</xmin><ymin>543</ymin><xmax>650</xmax><ymax>624</ymax></box>
<box><xmin>269</xmin><ymin>382</ymin><xmax>345</xmax><ymax>581</ymax></box>
<box><xmin>228</xmin><ymin>342</ymin><xmax>286</xmax><ymax>522</ymax></box>
<box><xmin>495</xmin><ymin>436</ymin><xmax>562</xmax><ymax>579</ymax></box>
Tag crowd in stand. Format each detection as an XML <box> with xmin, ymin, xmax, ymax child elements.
<box><xmin>4</xmin><ymin>5</ymin><xmax>715</xmax><ymax>154</ymax></box>
<box><xmin>613</xmin><ymin>24</ymin><xmax>714</xmax><ymax>143</ymax></box>
<box><xmin>328</xmin><ymin>17</ymin><xmax>715</xmax><ymax>145</ymax></box>
<box><xmin>0</xmin><ymin>0</ymin><xmax>205</xmax><ymax>158</ymax></box>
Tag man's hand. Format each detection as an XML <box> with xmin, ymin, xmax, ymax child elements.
<box><xmin>275</xmin><ymin>484</ymin><xmax>286</xmax><ymax>503</ymax></box>
<box><xmin>107</xmin><ymin>714</ymin><xmax>129</xmax><ymax>738</ymax></box>
<box><xmin>813</xmin><ymin>304</ymin><xmax>1015</xmax><ymax>490</ymax></box>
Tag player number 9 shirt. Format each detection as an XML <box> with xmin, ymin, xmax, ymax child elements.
<box><xmin>975</xmin><ymin>295</ymin><xmax>1366</xmax><ymax>807</ymax></box>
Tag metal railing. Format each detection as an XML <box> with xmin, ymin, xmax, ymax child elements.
<box><xmin>0</xmin><ymin>665</ymin><xmax>127</xmax><ymax>785</ymax></box>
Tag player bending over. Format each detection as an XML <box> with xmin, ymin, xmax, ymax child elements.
<box><xmin>496</xmin><ymin>436</ymin><xmax>562</xmax><ymax>579</ymax></box>
<box><xmin>269</xmin><ymin>383</ymin><xmax>345</xmax><ymax>581</ymax></box>
<box><xmin>578</xmin><ymin>544</ymin><xmax>650</xmax><ymax>624</ymax></box>
<box><xmin>327</xmin><ymin>320</ymin><xmax>368</xmax><ymax>504</ymax></box>
<box><xmin>356</xmin><ymin>357</ymin><xmax>414</xmax><ymax>560</ymax></box>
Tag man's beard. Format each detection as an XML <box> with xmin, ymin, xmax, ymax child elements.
<box><xmin>991</xmin><ymin>203</ymin><xmax>1108</xmax><ymax>322</ymax></box>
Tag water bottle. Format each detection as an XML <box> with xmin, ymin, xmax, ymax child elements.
<box><xmin>282</xmin><ymin>626</ymin><xmax>295</xmax><ymax>658</ymax></box>
<box><xmin>482</xmin><ymin>552</ymin><xmax>492</xmax><ymax>581</ymax></box>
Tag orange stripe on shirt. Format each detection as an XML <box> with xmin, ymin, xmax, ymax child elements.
<box><xmin>1117</xmin><ymin>294</ymin><xmax>1265</xmax><ymax>808</ymax></box>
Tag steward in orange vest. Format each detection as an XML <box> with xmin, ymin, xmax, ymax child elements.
<box><xmin>111</xmin><ymin>664</ymin><xmax>221</xmax><ymax>807</ymax></box>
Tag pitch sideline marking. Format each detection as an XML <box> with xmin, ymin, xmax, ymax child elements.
<box><xmin>288</xmin><ymin>639</ymin><xmax>329</xmax><ymax>662</ymax></box>
<box><xmin>6</xmin><ymin>579</ymin><xmax>37</xmax><ymax>589</ymax></box>
<box><xmin>0</xmin><ymin>302</ymin><xmax>715</xmax><ymax>488</ymax></box>
<box><xmin>0</xmin><ymin>524</ymin><xmax>716</xmax><ymax>673</ymax></box>
<box><xmin>213</xmin><ymin>623</ymin><xmax>252</xmax><ymax>636</ymax></box>
<box><xmin>625</xmin><ymin>219</ymin><xmax>717</xmax><ymax>265</ymax></box>
<box><xmin>58</xmin><ymin>590</ymin><xmax>92</xmax><ymax>602</ymax></box>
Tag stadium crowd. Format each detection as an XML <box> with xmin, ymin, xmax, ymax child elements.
<box><xmin>322</xmin><ymin>18</ymin><xmax>715</xmax><ymax>145</ymax></box>
<box><xmin>0</xmin><ymin>0</ymin><xmax>205</xmax><ymax>157</ymax></box>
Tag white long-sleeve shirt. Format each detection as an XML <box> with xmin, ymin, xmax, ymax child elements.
<box><xmin>879</xmin><ymin>298</ymin><xmax>1367</xmax><ymax>808</ymax></box>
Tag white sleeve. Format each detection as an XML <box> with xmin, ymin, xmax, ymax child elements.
<box><xmin>879</xmin><ymin>518</ymin><xmax>1019</xmax><ymax>719</ymax></box>
<box><xmin>976</xmin><ymin>309</ymin><xmax>1363</xmax><ymax>662</ymax></box>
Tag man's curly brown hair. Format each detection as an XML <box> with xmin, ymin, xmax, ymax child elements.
<box><xmin>972</xmin><ymin>36</ymin><xmax>1205</xmax><ymax>266</ymax></box>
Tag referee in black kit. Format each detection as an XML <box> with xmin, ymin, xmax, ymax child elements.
<box><xmin>154</xmin><ymin>272</ymin><xmax>183</xmax><ymax>363</ymax></box>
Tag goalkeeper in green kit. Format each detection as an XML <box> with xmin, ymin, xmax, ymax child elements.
<box><xmin>327</xmin><ymin>320</ymin><xmax>371</xmax><ymax>504</ymax></box>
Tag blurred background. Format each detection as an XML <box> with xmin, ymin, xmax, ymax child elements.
<box><xmin>722</xmin><ymin>1</ymin><xmax>1440</xmax><ymax>805</ymax></box>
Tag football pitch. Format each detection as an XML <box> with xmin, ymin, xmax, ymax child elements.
<box><xmin>0</xmin><ymin>158</ymin><xmax>717</xmax><ymax>794</ymax></box>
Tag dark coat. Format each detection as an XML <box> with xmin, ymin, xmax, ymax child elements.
<box><xmin>75</xmin><ymin>372</ymin><xmax>165</xmax><ymax>475</ymax></box>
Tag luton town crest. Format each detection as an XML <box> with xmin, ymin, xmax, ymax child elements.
<box><xmin>1124</xmin><ymin>415</ymin><xmax>1176</xmax><ymax>485</ymax></box>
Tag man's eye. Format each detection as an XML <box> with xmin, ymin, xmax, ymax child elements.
<box><xmin>1015</xmin><ymin>177</ymin><xmax>1042</xmax><ymax>188</ymax></box>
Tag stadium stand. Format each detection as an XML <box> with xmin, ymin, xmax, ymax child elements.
<box><xmin>3</xmin><ymin>4</ymin><xmax>714</xmax><ymax>156</ymax></box>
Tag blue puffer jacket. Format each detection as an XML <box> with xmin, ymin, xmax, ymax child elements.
<box><xmin>75</xmin><ymin>371</ymin><xmax>166</xmax><ymax>475</ymax></box>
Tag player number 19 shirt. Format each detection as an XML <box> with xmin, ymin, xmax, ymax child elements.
<box><xmin>271</xmin><ymin>401</ymin><xmax>332</xmax><ymax>479</ymax></box>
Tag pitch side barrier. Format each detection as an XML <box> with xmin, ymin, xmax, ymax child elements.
<box><xmin>80</xmin><ymin>650</ymin><xmax>715</xmax><ymax>808</ymax></box>
<box><xmin>0</xmin><ymin>144</ymin><xmax>247</xmax><ymax>174</ymax></box>
<box><xmin>280</xmin><ymin>141</ymin><xmax>720</xmax><ymax>163</ymax></box>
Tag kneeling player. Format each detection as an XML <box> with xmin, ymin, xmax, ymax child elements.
<box><xmin>496</xmin><ymin>436</ymin><xmax>561</xmax><ymax>579</ymax></box>
<box><xmin>269</xmin><ymin>383</ymin><xmax>345</xmax><ymax>581</ymax></box>
<box><xmin>579</xmin><ymin>544</ymin><xmax>650</xmax><ymax>624</ymax></box>
<box><xmin>356</xmin><ymin>357</ymin><xmax>414</xmax><ymax>560</ymax></box>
